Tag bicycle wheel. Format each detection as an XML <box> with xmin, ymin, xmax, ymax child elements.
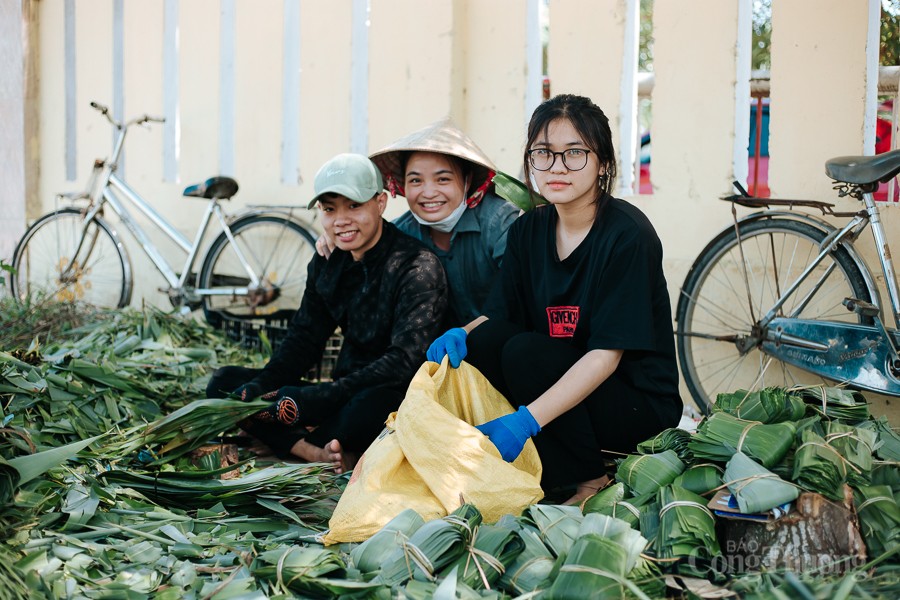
<box><xmin>199</xmin><ymin>215</ymin><xmax>316</xmax><ymax>324</ymax></box>
<box><xmin>676</xmin><ymin>217</ymin><xmax>872</xmax><ymax>413</ymax></box>
<box><xmin>11</xmin><ymin>208</ymin><xmax>131</xmax><ymax>308</ymax></box>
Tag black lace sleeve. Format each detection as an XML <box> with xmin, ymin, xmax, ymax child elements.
<box><xmin>298</xmin><ymin>249</ymin><xmax>448</xmax><ymax>422</ymax></box>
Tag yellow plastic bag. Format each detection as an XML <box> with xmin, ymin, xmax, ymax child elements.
<box><xmin>322</xmin><ymin>360</ymin><xmax>543</xmax><ymax>544</ymax></box>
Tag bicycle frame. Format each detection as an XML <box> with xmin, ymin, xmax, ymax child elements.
<box><xmin>100</xmin><ymin>174</ymin><xmax>261</xmax><ymax>297</ymax></box>
<box><xmin>751</xmin><ymin>191</ymin><xmax>900</xmax><ymax>331</ymax></box>
<box><xmin>62</xmin><ymin>121</ymin><xmax>261</xmax><ymax>300</ymax></box>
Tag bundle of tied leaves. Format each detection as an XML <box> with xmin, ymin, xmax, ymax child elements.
<box><xmin>714</xmin><ymin>387</ymin><xmax>806</xmax><ymax>423</ymax></box>
<box><xmin>635</xmin><ymin>427</ymin><xmax>693</xmax><ymax>461</ymax></box>
<box><xmin>616</xmin><ymin>449</ymin><xmax>685</xmax><ymax>496</ymax></box>
<box><xmin>861</xmin><ymin>415</ymin><xmax>900</xmax><ymax>461</ymax></box>
<box><xmin>652</xmin><ymin>485</ymin><xmax>723</xmax><ymax>578</ymax></box>
<box><xmin>724</xmin><ymin>452</ymin><xmax>799</xmax><ymax>514</ymax></box>
<box><xmin>823</xmin><ymin>420</ymin><xmax>878</xmax><ymax>486</ymax></box>
<box><xmin>853</xmin><ymin>484</ymin><xmax>900</xmax><ymax>556</ymax></box>
<box><xmin>350</xmin><ymin>508</ymin><xmax>426</xmax><ymax>573</ymax></box>
<box><xmin>376</xmin><ymin>503</ymin><xmax>483</xmax><ymax>585</ymax></box>
<box><xmin>792</xmin><ymin>428</ymin><xmax>862</xmax><ymax>501</ymax></box>
<box><xmin>582</xmin><ymin>483</ymin><xmax>655</xmax><ymax>528</ymax></box>
<box><xmin>547</xmin><ymin>512</ymin><xmax>659</xmax><ymax>599</ymax></box>
<box><xmin>523</xmin><ymin>503</ymin><xmax>583</xmax><ymax>558</ymax></box>
<box><xmin>797</xmin><ymin>386</ymin><xmax>871</xmax><ymax>421</ymax></box>
<box><xmin>442</xmin><ymin>521</ymin><xmax>525</xmax><ymax>590</ymax></box>
<box><xmin>495</xmin><ymin>513</ymin><xmax>556</xmax><ymax>595</ymax></box>
<box><xmin>862</xmin><ymin>415</ymin><xmax>900</xmax><ymax>461</ymax></box>
<box><xmin>688</xmin><ymin>412</ymin><xmax>796</xmax><ymax>468</ymax></box>
<box><xmin>254</xmin><ymin>545</ymin><xmax>382</xmax><ymax>597</ymax></box>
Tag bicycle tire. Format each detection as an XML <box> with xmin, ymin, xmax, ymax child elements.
<box><xmin>676</xmin><ymin>216</ymin><xmax>872</xmax><ymax>413</ymax></box>
<box><xmin>11</xmin><ymin>207</ymin><xmax>132</xmax><ymax>308</ymax></box>
<box><xmin>198</xmin><ymin>215</ymin><xmax>316</xmax><ymax>325</ymax></box>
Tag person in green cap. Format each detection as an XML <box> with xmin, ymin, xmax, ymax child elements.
<box><xmin>319</xmin><ymin>120</ymin><xmax>520</xmax><ymax>327</ymax></box>
<box><xmin>207</xmin><ymin>153</ymin><xmax>448</xmax><ymax>472</ymax></box>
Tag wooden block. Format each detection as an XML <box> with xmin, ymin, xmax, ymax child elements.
<box><xmin>717</xmin><ymin>487</ymin><xmax>866</xmax><ymax>573</ymax></box>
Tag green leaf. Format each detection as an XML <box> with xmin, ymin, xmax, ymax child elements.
<box><xmin>7</xmin><ymin>434</ymin><xmax>104</xmax><ymax>485</ymax></box>
<box><xmin>493</xmin><ymin>171</ymin><xmax>548</xmax><ymax>211</ymax></box>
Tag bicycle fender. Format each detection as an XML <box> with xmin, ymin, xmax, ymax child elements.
<box><xmin>761</xmin><ymin>317</ymin><xmax>900</xmax><ymax>395</ymax></box>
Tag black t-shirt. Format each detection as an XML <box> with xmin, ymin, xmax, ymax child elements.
<box><xmin>484</xmin><ymin>198</ymin><xmax>681</xmax><ymax>410</ymax></box>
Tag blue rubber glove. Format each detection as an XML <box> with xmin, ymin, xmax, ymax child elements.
<box><xmin>426</xmin><ymin>327</ymin><xmax>468</xmax><ymax>368</ymax></box>
<box><xmin>476</xmin><ymin>406</ymin><xmax>542</xmax><ymax>462</ymax></box>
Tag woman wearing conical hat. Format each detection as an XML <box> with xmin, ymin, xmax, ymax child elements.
<box><xmin>367</xmin><ymin>119</ymin><xmax>520</xmax><ymax>326</ymax></box>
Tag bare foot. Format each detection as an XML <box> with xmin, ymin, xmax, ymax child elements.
<box><xmin>288</xmin><ymin>438</ymin><xmax>358</xmax><ymax>474</ymax></box>
<box><xmin>563</xmin><ymin>474</ymin><xmax>612</xmax><ymax>507</ymax></box>
<box><xmin>329</xmin><ymin>439</ymin><xmax>360</xmax><ymax>475</ymax></box>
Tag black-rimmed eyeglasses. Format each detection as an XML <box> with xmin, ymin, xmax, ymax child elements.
<box><xmin>527</xmin><ymin>148</ymin><xmax>592</xmax><ymax>171</ymax></box>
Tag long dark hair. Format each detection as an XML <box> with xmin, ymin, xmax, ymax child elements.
<box><xmin>524</xmin><ymin>94</ymin><xmax>618</xmax><ymax>210</ymax></box>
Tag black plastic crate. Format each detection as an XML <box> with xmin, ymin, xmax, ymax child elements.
<box><xmin>212</xmin><ymin>310</ymin><xmax>342</xmax><ymax>382</ymax></box>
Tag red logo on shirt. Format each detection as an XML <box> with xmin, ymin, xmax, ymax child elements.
<box><xmin>546</xmin><ymin>306</ymin><xmax>579</xmax><ymax>337</ymax></box>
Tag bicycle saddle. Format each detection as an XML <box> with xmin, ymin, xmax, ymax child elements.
<box><xmin>183</xmin><ymin>176</ymin><xmax>239</xmax><ymax>200</ymax></box>
<box><xmin>825</xmin><ymin>149</ymin><xmax>900</xmax><ymax>185</ymax></box>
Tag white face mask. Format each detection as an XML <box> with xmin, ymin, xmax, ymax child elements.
<box><xmin>412</xmin><ymin>198</ymin><xmax>467</xmax><ymax>233</ymax></box>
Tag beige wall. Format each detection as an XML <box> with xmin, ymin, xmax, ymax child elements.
<box><xmin>641</xmin><ymin>0</ymin><xmax>748</xmax><ymax>291</ymax></box>
<box><xmin>769</xmin><ymin>0</ymin><xmax>875</xmax><ymax>201</ymax></box>
<box><xmin>548</xmin><ymin>0</ymin><xmax>630</xmax><ymax>169</ymax></box>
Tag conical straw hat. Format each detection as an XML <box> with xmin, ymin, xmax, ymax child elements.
<box><xmin>369</xmin><ymin>118</ymin><xmax>497</xmax><ymax>199</ymax></box>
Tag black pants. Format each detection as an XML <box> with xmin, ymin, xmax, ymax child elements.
<box><xmin>206</xmin><ymin>366</ymin><xmax>403</xmax><ymax>458</ymax></box>
<box><xmin>466</xmin><ymin>319</ymin><xmax>674</xmax><ymax>489</ymax></box>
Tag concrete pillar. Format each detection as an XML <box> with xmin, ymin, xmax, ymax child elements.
<box><xmin>768</xmin><ymin>0</ymin><xmax>879</xmax><ymax>201</ymax></box>
<box><xmin>644</xmin><ymin>0</ymin><xmax>747</xmax><ymax>288</ymax></box>
<box><xmin>549</xmin><ymin>0</ymin><xmax>639</xmax><ymax>194</ymax></box>
<box><xmin>367</xmin><ymin>0</ymin><xmax>528</xmax><ymax>215</ymax></box>
<box><xmin>0</xmin><ymin>0</ymin><xmax>38</xmax><ymax>267</ymax></box>
<box><xmin>367</xmin><ymin>0</ymin><xmax>456</xmax><ymax>155</ymax></box>
<box><xmin>455</xmin><ymin>0</ymin><xmax>529</xmax><ymax>174</ymax></box>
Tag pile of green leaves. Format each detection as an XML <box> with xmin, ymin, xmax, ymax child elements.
<box><xmin>2</xmin><ymin>298</ymin><xmax>899</xmax><ymax>598</ymax></box>
<box><xmin>1</xmin><ymin>300</ymin><xmax>349</xmax><ymax>597</ymax></box>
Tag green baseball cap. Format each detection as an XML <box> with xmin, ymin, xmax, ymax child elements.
<box><xmin>307</xmin><ymin>153</ymin><xmax>384</xmax><ymax>209</ymax></box>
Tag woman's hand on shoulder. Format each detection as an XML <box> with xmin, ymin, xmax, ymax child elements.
<box><xmin>315</xmin><ymin>232</ymin><xmax>336</xmax><ymax>258</ymax></box>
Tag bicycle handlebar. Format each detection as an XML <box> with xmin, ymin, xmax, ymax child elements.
<box><xmin>90</xmin><ymin>101</ymin><xmax>166</xmax><ymax>129</ymax></box>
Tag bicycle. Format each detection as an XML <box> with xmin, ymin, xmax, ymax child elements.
<box><xmin>10</xmin><ymin>102</ymin><xmax>317</xmax><ymax>328</ymax></box>
<box><xmin>675</xmin><ymin>149</ymin><xmax>900</xmax><ymax>413</ymax></box>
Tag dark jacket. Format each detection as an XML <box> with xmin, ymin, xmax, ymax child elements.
<box><xmin>250</xmin><ymin>221</ymin><xmax>448</xmax><ymax>420</ymax></box>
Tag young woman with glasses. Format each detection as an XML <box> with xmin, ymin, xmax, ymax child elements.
<box><xmin>427</xmin><ymin>94</ymin><xmax>682</xmax><ymax>504</ymax></box>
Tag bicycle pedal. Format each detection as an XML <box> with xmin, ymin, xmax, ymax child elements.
<box><xmin>842</xmin><ymin>297</ymin><xmax>879</xmax><ymax>317</ymax></box>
